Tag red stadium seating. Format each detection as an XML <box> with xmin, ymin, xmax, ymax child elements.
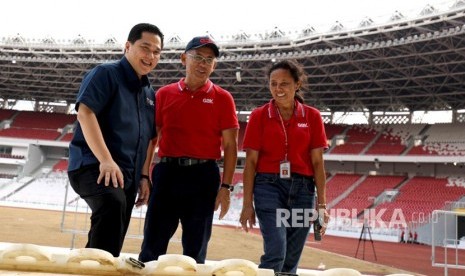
<box><xmin>365</xmin><ymin>131</ymin><xmax>406</xmax><ymax>155</ymax></box>
<box><xmin>0</xmin><ymin>109</ymin><xmax>16</xmax><ymax>121</ymax></box>
<box><xmin>60</xmin><ymin>133</ymin><xmax>74</xmax><ymax>141</ymax></box>
<box><xmin>11</xmin><ymin>111</ymin><xmax>76</xmax><ymax>129</ymax></box>
<box><xmin>332</xmin><ymin>175</ymin><xmax>406</xmax><ymax>216</ymax></box>
<box><xmin>375</xmin><ymin>176</ymin><xmax>465</xmax><ymax>223</ymax></box>
<box><xmin>324</xmin><ymin>124</ymin><xmax>346</xmax><ymax>140</ymax></box>
<box><xmin>330</xmin><ymin>125</ymin><xmax>378</xmax><ymax>154</ymax></box>
<box><xmin>238</xmin><ymin>122</ymin><xmax>247</xmax><ymax>151</ymax></box>
<box><xmin>53</xmin><ymin>159</ymin><xmax>69</xmax><ymax>172</ymax></box>
<box><xmin>326</xmin><ymin>173</ymin><xmax>363</xmax><ymax>205</ymax></box>
<box><xmin>0</xmin><ymin>127</ymin><xmax>61</xmax><ymax>140</ymax></box>
<box><xmin>0</xmin><ymin>110</ymin><xmax>76</xmax><ymax>141</ymax></box>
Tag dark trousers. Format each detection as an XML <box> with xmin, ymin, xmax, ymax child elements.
<box><xmin>139</xmin><ymin>161</ymin><xmax>220</xmax><ymax>263</ymax></box>
<box><xmin>68</xmin><ymin>164</ymin><xmax>136</xmax><ymax>257</ymax></box>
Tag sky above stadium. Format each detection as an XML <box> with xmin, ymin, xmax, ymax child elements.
<box><xmin>0</xmin><ymin>0</ymin><xmax>457</xmax><ymax>43</ymax></box>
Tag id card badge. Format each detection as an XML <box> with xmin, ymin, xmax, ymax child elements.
<box><xmin>280</xmin><ymin>161</ymin><xmax>291</xmax><ymax>179</ymax></box>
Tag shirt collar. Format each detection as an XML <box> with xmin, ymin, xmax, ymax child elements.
<box><xmin>121</xmin><ymin>56</ymin><xmax>150</xmax><ymax>88</ymax></box>
<box><xmin>177</xmin><ymin>78</ymin><xmax>214</xmax><ymax>94</ymax></box>
<box><xmin>267</xmin><ymin>99</ymin><xmax>305</xmax><ymax>118</ymax></box>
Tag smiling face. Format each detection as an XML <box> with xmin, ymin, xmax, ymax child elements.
<box><xmin>125</xmin><ymin>31</ymin><xmax>163</xmax><ymax>79</ymax></box>
<box><xmin>269</xmin><ymin>68</ymin><xmax>301</xmax><ymax>107</ymax></box>
<box><xmin>181</xmin><ymin>46</ymin><xmax>217</xmax><ymax>89</ymax></box>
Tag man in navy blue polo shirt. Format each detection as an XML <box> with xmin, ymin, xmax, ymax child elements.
<box><xmin>67</xmin><ymin>23</ymin><xmax>164</xmax><ymax>257</ymax></box>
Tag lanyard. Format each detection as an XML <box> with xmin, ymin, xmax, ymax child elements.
<box><xmin>275</xmin><ymin>106</ymin><xmax>289</xmax><ymax>161</ymax></box>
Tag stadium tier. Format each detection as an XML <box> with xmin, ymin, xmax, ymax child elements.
<box><xmin>0</xmin><ymin>115</ymin><xmax>464</xmax><ymax>245</ymax></box>
<box><xmin>1</xmin><ymin>2</ymin><xmax>465</xmax><ymax>113</ymax></box>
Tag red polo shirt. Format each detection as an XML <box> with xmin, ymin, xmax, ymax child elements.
<box><xmin>243</xmin><ymin>100</ymin><xmax>328</xmax><ymax>177</ymax></box>
<box><xmin>156</xmin><ymin>79</ymin><xmax>239</xmax><ymax>159</ymax></box>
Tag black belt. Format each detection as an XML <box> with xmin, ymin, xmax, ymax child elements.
<box><xmin>261</xmin><ymin>172</ymin><xmax>314</xmax><ymax>181</ymax></box>
<box><xmin>159</xmin><ymin>156</ymin><xmax>214</xmax><ymax>166</ymax></box>
<box><xmin>291</xmin><ymin>173</ymin><xmax>313</xmax><ymax>179</ymax></box>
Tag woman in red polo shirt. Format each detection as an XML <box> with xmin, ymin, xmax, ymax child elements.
<box><xmin>239</xmin><ymin>59</ymin><xmax>329</xmax><ymax>274</ymax></box>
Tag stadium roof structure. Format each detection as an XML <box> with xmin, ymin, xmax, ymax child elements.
<box><xmin>1</xmin><ymin>1</ymin><xmax>465</xmax><ymax>114</ymax></box>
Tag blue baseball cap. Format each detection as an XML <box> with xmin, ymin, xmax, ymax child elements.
<box><xmin>185</xmin><ymin>36</ymin><xmax>219</xmax><ymax>57</ymax></box>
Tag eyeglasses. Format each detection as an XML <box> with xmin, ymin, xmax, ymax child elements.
<box><xmin>187</xmin><ymin>53</ymin><xmax>215</xmax><ymax>65</ymax></box>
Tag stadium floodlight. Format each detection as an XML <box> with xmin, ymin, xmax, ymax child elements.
<box><xmin>104</xmin><ymin>37</ymin><xmax>117</xmax><ymax>45</ymax></box>
<box><xmin>358</xmin><ymin>17</ymin><xmax>374</xmax><ymax>28</ymax></box>
<box><xmin>452</xmin><ymin>0</ymin><xmax>465</xmax><ymax>8</ymax></box>
<box><xmin>389</xmin><ymin>10</ymin><xmax>405</xmax><ymax>22</ymax></box>
<box><xmin>235</xmin><ymin>67</ymin><xmax>242</xmax><ymax>82</ymax></box>
<box><xmin>329</xmin><ymin>21</ymin><xmax>344</xmax><ymax>32</ymax></box>
<box><xmin>420</xmin><ymin>4</ymin><xmax>437</xmax><ymax>16</ymax></box>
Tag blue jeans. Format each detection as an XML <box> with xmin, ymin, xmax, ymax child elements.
<box><xmin>254</xmin><ymin>173</ymin><xmax>315</xmax><ymax>273</ymax></box>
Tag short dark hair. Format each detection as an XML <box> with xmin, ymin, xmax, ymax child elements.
<box><xmin>267</xmin><ymin>59</ymin><xmax>307</xmax><ymax>103</ymax></box>
<box><xmin>127</xmin><ymin>23</ymin><xmax>164</xmax><ymax>49</ymax></box>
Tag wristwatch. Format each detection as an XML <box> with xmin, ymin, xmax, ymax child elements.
<box><xmin>220</xmin><ymin>183</ymin><xmax>234</xmax><ymax>192</ymax></box>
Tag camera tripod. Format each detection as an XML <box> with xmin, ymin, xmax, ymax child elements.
<box><xmin>355</xmin><ymin>222</ymin><xmax>377</xmax><ymax>260</ymax></box>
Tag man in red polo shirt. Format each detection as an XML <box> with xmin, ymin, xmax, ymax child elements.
<box><xmin>139</xmin><ymin>36</ymin><xmax>239</xmax><ymax>264</ymax></box>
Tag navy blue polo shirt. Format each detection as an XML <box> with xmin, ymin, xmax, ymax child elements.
<box><xmin>68</xmin><ymin>56</ymin><xmax>156</xmax><ymax>190</ymax></box>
